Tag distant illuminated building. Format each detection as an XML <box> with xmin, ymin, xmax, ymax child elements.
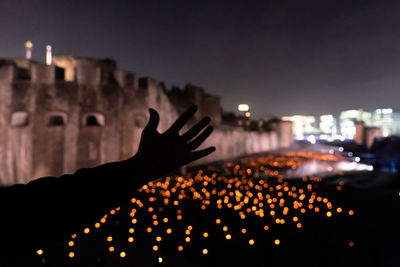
<box><xmin>371</xmin><ymin>108</ymin><xmax>400</xmax><ymax>137</ymax></box>
<box><xmin>339</xmin><ymin>109</ymin><xmax>371</xmax><ymax>138</ymax></box>
<box><xmin>282</xmin><ymin>115</ymin><xmax>316</xmax><ymax>139</ymax></box>
<box><xmin>319</xmin><ymin>115</ymin><xmax>337</xmax><ymax>135</ymax></box>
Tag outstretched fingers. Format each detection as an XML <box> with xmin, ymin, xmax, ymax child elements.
<box><xmin>145</xmin><ymin>108</ymin><xmax>160</xmax><ymax>131</ymax></box>
<box><xmin>187</xmin><ymin>126</ymin><xmax>214</xmax><ymax>150</ymax></box>
<box><xmin>188</xmin><ymin>146</ymin><xmax>216</xmax><ymax>162</ymax></box>
<box><xmin>181</xmin><ymin>116</ymin><xmax>211</xmax><ymax>142</ymax></box>
<box><xmin>165</xmin><ymin>106</ymin><xmax>197</xmax><ymax>135</ymax></box>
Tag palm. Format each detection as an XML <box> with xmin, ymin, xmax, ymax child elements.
<box><xmin>134</xmin><ymin>106</ymin><xmax>215</xmax><ymax>178</ymax></box>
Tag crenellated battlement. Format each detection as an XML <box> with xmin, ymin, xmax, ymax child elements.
<box><xmin>0</xmin><ymin>57</ymin><xmax>138</xmax><ymax>88</ymax></box>
<box><xmin>0</xmin><ymin>56</ymin><xmax>286</xmax><ymax>186</ymax></box>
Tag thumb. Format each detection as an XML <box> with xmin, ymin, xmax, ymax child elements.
<box><xmin>145</xmin><ymin>108</ymin><xmax>160</xmax><ymax>130</ymax></box>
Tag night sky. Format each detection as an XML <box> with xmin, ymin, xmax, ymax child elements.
<box><xmin>1</xmin><ymin>0</ymin><xmax>400</xmax><ymax>119</ymax></box>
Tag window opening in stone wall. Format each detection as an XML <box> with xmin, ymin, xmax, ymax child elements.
<box><xmin>15</xmin><ymin>68</ymin><xmax>31</xmax><ymax>80</ymax></box>
<box><xmin>11</xmin><ymin>111</ymin><xmax>29</xmax><ymax>127</ymax></box>
<box><xmin>101</xmin><ymin>70</ymin><xmax>118</xmax><ymax>85</ymax></box>
<box><xmin>84</xmin><ymin>113</ymin><xmax>105</xmax><ymax>126</ymax></box>
<box><xmin>46</xmin><ymin>112</ymin><xmax>67</xmax><ymax>126</ymax></box>
<box><xmin>55</xmin><ymin>66</ymin><xmax>65</xmax><ymax>81</ymax></box>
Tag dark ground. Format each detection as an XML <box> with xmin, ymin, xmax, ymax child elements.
<box><xmin>9</xmin><ymin>155</ymin><xmax>400</xmax><ymax>267</ymax></box>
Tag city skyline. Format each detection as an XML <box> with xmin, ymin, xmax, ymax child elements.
<box><xmin>1</xmin><ymin>1</ymin><xmax>400</xmax><ymax>118</ymax></box>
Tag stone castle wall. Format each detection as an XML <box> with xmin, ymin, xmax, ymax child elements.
<box><xmin>0</xmin><ymin>57</ymin><xmax>289</xmax><ymax>186</ymax></box>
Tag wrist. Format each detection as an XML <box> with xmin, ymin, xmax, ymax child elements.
<box><xmin>123</xmin><ymin>154</ymin><xmax>152</xmax><ymax>185</ymax></box>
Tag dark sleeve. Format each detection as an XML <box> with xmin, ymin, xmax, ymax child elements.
<box><xmin>0</xmin><ymin>159</ymin><xmax>147</xmax><ymax>263</ymax></box>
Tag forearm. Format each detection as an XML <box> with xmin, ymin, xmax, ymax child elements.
<box><xmin>0</xmin><ymin>157</ymin><xmax>149</xmax><ymax>262</ymax></box>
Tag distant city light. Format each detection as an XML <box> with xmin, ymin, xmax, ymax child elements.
<box><xmin>238</xmin><ymin>104</ymin><xmax>249</xmax><ymax>112</ymax></box>
<box><xmin>282</xmin><ymin>115</ymin><xmax>316</xmax><ymax>139</ymax></box>
<box><xmin>307</xmin><ymin>135</ymin><xmax>316</xmax><ymax>144</ymax></box>
<box><xmin>245</xmin><ymin>112</ymin><xmax>251</xmax><ymax>118</ymax></box>
<box><xmin>320</xmin><ymin>114</ymin><xmax>337</xmax><ymax>135</ymax></box>
<box><xmin>319</xmin><ymin>134</ymin><xmax>328</xmax><ymax>140</ymax></box>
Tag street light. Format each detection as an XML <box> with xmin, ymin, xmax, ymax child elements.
<box><xmin>238</xmin><ymin>104</ymin><xmax>251</xmax><ymax>128</ymax></box>
<box><xmin>238</xmin><ymin>104</ymin><xmax>249</xmax><ymax>112</ymax></box>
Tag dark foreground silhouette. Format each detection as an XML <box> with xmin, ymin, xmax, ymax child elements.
<box><xmin>0</xmin><ymin>106</ymin><xmax>215</xmax><ymax>264</ymax></box>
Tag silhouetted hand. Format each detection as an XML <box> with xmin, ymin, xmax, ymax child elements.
<box><xmin>0</xmin><ymin>106</ymin><xmax>215</xmax><ymax>263</ymax></box>
<box><xmin>131</xmin><ymin>106</ymin><xmax>215</xmax><ymax>179</ymax></box>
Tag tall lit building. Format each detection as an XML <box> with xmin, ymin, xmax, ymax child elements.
<box><xmin>371</xmin><ymin>108</ymin><xmax>400</xmax><ymax>137</ymax></box>
<box><xmin>319</xmin><ymin>114</ymin><xmax>337</xmax><ymax>135</ymax></box>
<box><xmin>281</xmin><ymin>115</ymin><xmax>316</xmax><ymax>139</ymax></box>
<box><xmin>339</xmin><ymin>109</ymin><xmax>371</xmax><ymax>138</ymax></box>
